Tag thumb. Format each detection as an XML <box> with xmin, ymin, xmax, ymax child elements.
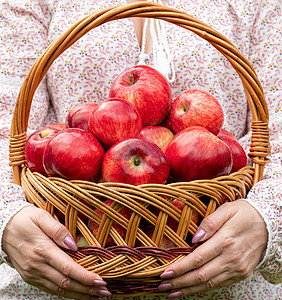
<box><xmin>192</xmin><ymin>202</ymin><xmax>236</xmax><ymax>244</ymax></box>
<box><xmin>33</xmin><ymin>208</ymin><xmax>78</xmax><ymax>251</ymax></box>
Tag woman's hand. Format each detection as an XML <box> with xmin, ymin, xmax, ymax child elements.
<box><xmin>2</xmin><ymin>206</ymin><xmax>111</xmax><ymax>299</ymax></box>
<box><xmin>158</xmin><ymin>200</ymin><xmax>268</xmax><ymax>298</ymax></box>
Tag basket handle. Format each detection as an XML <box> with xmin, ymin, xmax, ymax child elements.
<box><xmin>9</xmin><ymin>1</ymin><xmax>270</xmax><ymax>185</ymax></box>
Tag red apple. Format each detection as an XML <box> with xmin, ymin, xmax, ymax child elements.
<box><xmin>165</xmin><ymin>126</ymin><xmax>233</xmax><ymax>182</ymax></box>
<box><xmin>88</xmin><ymin>201</ymin><xmax>114</xmax><ymax>247</ymax></box>
<box><xmin>47</xmin><ymin>123</ymin><xmax>68</xmax><ymax>130</ymax></box>
<box><xmin>167</xmin><ymin>199</ymin><xmax>201</xmax><ymax>231</ymax></box>
<box><xmin>43</xmin><ymin>128</ymin><xmax>105</xmax><ymax>181</ymax></box>
<box><xmin>108</xmin><ymin>65</ymin><xmax>172</xmax><ymax>126</ymax></box>
<box><xmin>140</xmin><ymin>225</ymin><xmax>174</xmax><ymax>249</ymax></box>
<box><xmin>139</xmin><ymin>126</ymin><xmax>174</xmax><ymax>152</ymax></box>
<box><xmin>217</xmin><ymin>128</ymin><xmax>247</xmax><ymax>173</ymax></box>
<box><xmin>25</xmin><ymin>127</ymin><xmax>60</xmax><ymax>175</ymax></box>
<box><xmin>160</xmin><ymin>97</ymin><xmax>175</xmax><ymax>132</ymax></box>
<box><xmin>88</xmin><ymin>199</ymin><xmax>132</xmax><ymax>247</ymax></box>
<box><xmin>170</xmin><ymin>89</ymin><xmax>224</xmax><ymax>135</ymax></box>
<box><xmin>160</xmin><ymin>110</ymin><xmax>174</xmax><ymax>132</ymax></box>
<box><xmin>66</xmin><ymin>102</ymin><xmax>98</xmax><ymax>131</ymax></box>
<box><xmin>102</xmin><ymin>138</ymin><xmax>170</xmax><ymax>185</ymax></box>
<box><xmin>88</xmin><ymin>98</ymin><xmax>142</xmax><ymax>148</ymax></box>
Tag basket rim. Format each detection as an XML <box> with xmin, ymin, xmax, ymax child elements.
<box><xmin>7</xmin><ymin>4</ymin><xmax>272</xmax><ymax>294</ymax></box>
<box><xmin>10</xmin><ymin>1</ymin><xmax>271</xmax><ymax>184</ymax></box>
<box><xmin>20</xmin><ymin>164</ymin><xmax>255</xmax><ymax>296</ymax></box>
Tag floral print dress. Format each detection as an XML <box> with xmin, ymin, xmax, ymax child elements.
<box><xmin>0</xmin><ymin>0</ymin><xmax>281</xmax><ymax>299</ymax></box>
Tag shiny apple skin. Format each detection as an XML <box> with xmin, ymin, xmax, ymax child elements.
<box><xmin>170</xmin><ymin>89</ymin><xmax>224</xmax><ymax>135</ymax></box>
<box><xmin>217</xmin><ymin>128</ymin><xmax>247</xmax><ymax>173</ymax></box>
<box><xmin>88</xmin><ymin>199</ymin><xmax>132</xmax><ymax>247</ymax></box>
<box><xmin>102</xmin><ymin>138</ymin><xmax>170</xmax><ymax>185</ymax></box>
<box><xmin>25</xmin><ymin>127</ymin><xmax>60</xmax><ymax>176</ymax></box>
<box><xmin>66</xmin><ymin>102</ymin><xmax>98</xmax><ymax>131</ymax></box>
<box><xmin>139</xmin><ymin>125</ymin><xmax>174</xmax><ymax>152</ymax></box>
<box><xmin>43</xmin><ymin>128</ymin><xmax>105</xmax><ymax>181</ymax></box>
<box><xmin>167</xmin><ymin>198</ymin><xmax>201</xmax><ymax>231</ymax></box>
<box><xmin>165</xmin><ymin>126</ymin><xmax>233</xmax><ymax>182</ymax></box>
<box><xmin>88</xmin><ymin>98</ymin><xmax>142</xmax><ymax>148</ymax></box>
<box><xmin>108</xmin><ymin>65</ymin><xmax>172</xmax><ymax>126</ymax></box>
<box><xmin>47</xmin><ymin>123</ymin><xmax>68</xmax><ymax>130</ymax></box>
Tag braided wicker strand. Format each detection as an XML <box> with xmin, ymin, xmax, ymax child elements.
<box><xmin>10</xmin><ymin>2</ymin><xmax>269</xmax><ymax>296</ymax></box>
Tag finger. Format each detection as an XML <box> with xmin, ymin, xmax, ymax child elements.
<box><xmin>11</xmin><ymin>251</ymin><xmax>110</xmax><ymax>297</ymax></box>
<box><xmin>162</xmin><ymin>245</ymin><xmax>254</xmax><ymax>291</ymax></box>
<box><xmin>192</xmin><ymin>202</ymin><xmax>236</xmax><ymax>243</ymax></box>
<box><xmin>36</xmin><ymin>282</ymin><xmax>104</xmax><ymax>300</ymax></box>
<box><xmin>159</xmin><ymin>254</ymin><xmax>226</xmax><ymax>291</ymax></box>
<box><xmin>166</xmin><ymin>273</ymin><xmax>238</xmax><ymax>298</ymax></box>
<box><xmin>161</xmin><ymin>232</ymin><xmax>225</xmax><ymax>278</ymax></box>
<box><xmin>36</xmin><ymin>263</ymin><xmax>110</xmax><ymax>296</ymax></box>
<box><xmin>32</xmin><ymin>208</ymin><xmax>78</xmax><ymax>251</ymax></box>
<box><xmin>35</xmin><ymin>242</ymin><xmax>106</xmax><ymax>285</ymax></box>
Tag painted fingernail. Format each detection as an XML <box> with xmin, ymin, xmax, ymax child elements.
<box><xmin>93</xmin><ymin>279</ymin><xmax>107</xmax><ymax>286</ymax></box>
<box><xmin>168</xmin><ymin>290</ymin><xmax>183</xmax><ymax>298</ymax></box>
<box><xmin>158</xmin><ymin>282</ymin><xmax>172</xmax><ymax>290</ymax></box>
<box><xmin>63</xmin><ymin>235</ymin><xmax>78</xmax><ymax>251</ymax></box>
<box><xmin>192</xmin><ymin>228</ymin><xmax>206</xmax><ymax>243</ymax></box>
<box><xmin>97</xmin><ymin>289</ymin><xmax>112</xmax><ymax>296</ymax></box>
<box><xmin>160</xmin><ymin>270</ymin><xmax>174</xmax><ymax>278</ymax></box>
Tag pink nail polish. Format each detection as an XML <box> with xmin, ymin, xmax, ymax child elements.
<box><xmin>192</xmin><ymin>228</ymin><xmax>206</xmax><ymax>243</ymax></box>
<box><xmin>160</xmin><ymin>270</ymin><xmax>174</xmax><ymax>278</ymax></box>
<box><xmin>97</xmin><ymin>289</ymin><xmax>112</xmax><ymax>296</ymax></box>
<box><xmin>63</xmin><ymin>235</ymin><xmax>78</xmax><ymax>251</ymax></box>
<box><xmin>158</xmin><ymin>282</ymin><xmax>172</xmax><ymax>290</ymax></box>
<box><xmin>168</xmin><ymin>290</ymin><xmax>183</xmax><ymax>298</ymax></box>
<box><xmin>93</xmin><ymin>279</ymin><xmax>107</xmax><ymax>286</ymax></box>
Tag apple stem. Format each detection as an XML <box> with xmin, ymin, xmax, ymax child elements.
<box><xmin>39</xmin><ymin>129</ymin><xmax>52</xmax><ymax>138</ymax></box>
<box><xmin>133</xmin><ymin>157</ymin><xmax>140</xmax><ymax>166</ymax></box>
<box><xmin>129</xmin><ymin>74</ymin><xmax>136</xmax><ymax>85</ymax></box>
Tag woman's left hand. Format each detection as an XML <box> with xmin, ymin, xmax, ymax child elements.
<box><xmin>158</xmin><ymin>200</ymin><xmax>268</xmax><ymax>298</ymax></box>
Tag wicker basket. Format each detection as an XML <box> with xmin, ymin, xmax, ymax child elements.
<box><xmin>9</xmin><ymin>2</ymin><xmax>270</xmax><ymax>297</ymax></box>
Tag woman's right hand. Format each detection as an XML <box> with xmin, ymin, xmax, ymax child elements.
<box><xmin>2</xmin><ymin>206</ymin><xmax>111</xmax><ymax>299</ymax></box>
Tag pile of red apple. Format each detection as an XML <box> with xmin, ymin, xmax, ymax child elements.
<box><xmin>25</xmin><ymin>65</ymin><xmax>247</xmax><ymax>247</ymax></box>
<box><xmin>26</xmin><ymin>65</ymin><xmax>247</xmax><ymax>184</ymax></box>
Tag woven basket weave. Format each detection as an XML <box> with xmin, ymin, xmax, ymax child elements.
<box><xmin>9</xmin><ymin>2</ymin><xmax>270</xmax><ymax>296</ymax></box>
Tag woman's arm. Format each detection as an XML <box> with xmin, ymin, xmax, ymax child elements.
<box><xmin>236</xmin><ymin>0</ymin><xmax>282</xmax><ymax>284</ymax></box>
<box><xmin>0</xmin><ymin>0</ymin><xmax>52</xmax><ymax>264</ymax></box>
<box><xmin>0</xmin><ymin>1</ymin><xmax>110</xmax><ymax>298</ymax></box>
<box><xmin>157</xmin><ymin>0</ymin><xmax>282</xmax><ymax>296</ymax></box>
